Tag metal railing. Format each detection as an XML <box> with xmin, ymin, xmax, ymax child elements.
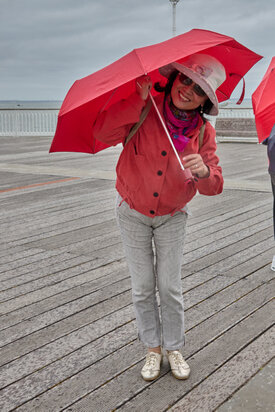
<box><xmin>0</xmin><ymin>105</ymin><xmax>255</xmax><ymax>138</ymax></box>
<box><xmin>218</xmin><ymin>107</ymin><xmax>254</xmax><ymax>118</ymax></box>
<box><xmin>0</xmin><ymin>108</ymin><xmax>59</xmax><ymax>137</ymax></box>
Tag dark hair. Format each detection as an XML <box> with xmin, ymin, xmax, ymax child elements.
<box><xmin>154</xmin><ymin>70</ymin><xmax>178</xmax><ymax>95</ymax></box>
<box><xmin>154</xmin><ymin>70</ymin><xmax>214</xmax><ymax>120</ymax></box>
<box><xmin>202</xmin><ymin>99</ymin><xmax>214</xmax><ymax>115</ymax></box>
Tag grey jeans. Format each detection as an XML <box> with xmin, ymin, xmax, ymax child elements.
<box><xmin>116</xmin><ymin>195</ymin><xmax>188</xmax><ymax>351</ymax></box>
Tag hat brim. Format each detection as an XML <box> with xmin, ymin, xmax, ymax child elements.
<box><xmin>159</xmin><ymin>62</ymin><xmax>219</xmax><ymax>116</ymax></box>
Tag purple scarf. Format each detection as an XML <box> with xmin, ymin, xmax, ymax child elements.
<box><xmin>163</xmin><ymin>96</ymin><xmax>200</xmax><ymax>152</ymax></box>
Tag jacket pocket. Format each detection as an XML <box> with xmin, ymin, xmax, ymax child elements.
<box><xmin>116</xmin><ymin>151</ymin><xmax>145</xmax><ymax>195</ymax></box>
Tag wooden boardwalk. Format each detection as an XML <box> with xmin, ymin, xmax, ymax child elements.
<box><xmin>0</xmin><ymin>136</ymin><xmax>274</xmax><ymax>411</ymax></box>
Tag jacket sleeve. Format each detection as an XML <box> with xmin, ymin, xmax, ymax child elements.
<box><xmin>93</xmin><ymin>92</ymin><xmax>146</xmax><ymax>146</ymax></box>
<box><xmin>196</xmin><ymin>121</ymin><xmax>224</xmax><ymax>195</ymax></box>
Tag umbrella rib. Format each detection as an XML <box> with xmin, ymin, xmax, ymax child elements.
<box><xmin>133</xmin><ymin>48</ymin><xmax>147</xmax><ymax>76</ymax></box>
<box><xmin>98</xmin><ymin>87</ymin><xmax>118</xmax><ymax>114</ymax></box>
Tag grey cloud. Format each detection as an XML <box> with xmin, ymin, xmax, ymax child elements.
<box><xmin>0</xmin><ymin>0</ymin><xmax>274</xmax><ymax>100</ymax></box>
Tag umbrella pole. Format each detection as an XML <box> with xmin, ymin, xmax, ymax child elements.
<box><xmin>148</xmin><ymin>91</ymin><xmax>185</xmax><ymax>171</ymax></box>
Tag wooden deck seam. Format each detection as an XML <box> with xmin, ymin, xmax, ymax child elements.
<box><xmin>0</xmin><ymin>271</ymin><xmax>273</xmax><ymax>366</ymax></box>
<box><xmin>0</xmin><ymin>195</ymin><xmax>268</xmax><ymax>251</ymax></box>
<box><xmin>0</xmin><ymin>195</ymin><xmax>116</xmax><ymax>227</ymax></box>
<box><xmin>2</xmin><ymin>211</ymin><xmax>116</xmax><ymax>247</ymax></box>
<box><xmin>167</xmin><ymin>327</ymin><xmax>275</xmax><ymax>412</ymax></box>
<box><xmin>0</xmin><ymin>289</ymin><xmax>273</xmax><ymax>409</ymax></box>
<box><xmin>0</xmin><ymin>239</ymin><xmax>272</xmax><ymax>332</ymax></box>
<box><xmin>0</xmin><ymin>188</ymin><xmax>116</xmax><ymax>219</ymax></box>
<box><xmin>6</xmin><ymin>204</ymin><xmax>271</xmax><ymax>263</ymax></box>
<box><xmin>0</xmin><ymin>286</ymin><xmax>274</xmax><ymax>408</ymax></box>
<box><xmin>107</xmin><ymin>306</ymin><xmax>274</xmax><ymax>412</ymax></box>
<box><xmin>0</xmin><ymin>279</ymin><xmax>131</xmax><ymax>334</ymax></box>
<box><xmin>55</xmin><ymin>303</ymin><xmax>274</xmax><ymax>412</ymax></box>
<box><xmin>0</xmin><ymin>229</ymin><xmax>271</xmax><ymax>310</ymax></box>
<box><xmin>183</xmin><ymin>278</ymin><xmax>274</xmax><ymax>334</ymax></box>
<box><xmin>1</xmin><ymin>217</ymin><xmax>270</xmax><ymax>295</ymax></box>
<box><xmin>0</xmin><ymin>253</ymin><xmax>97</xmax><ymax>284</ymax></box>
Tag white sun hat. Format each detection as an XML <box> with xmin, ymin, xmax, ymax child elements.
<box><xmin>159</xmin><ymin>53</ymin><xmax>226</xmax><ymax>115</ymax></box>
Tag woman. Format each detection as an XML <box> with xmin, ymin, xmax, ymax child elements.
<box><xmin>93</xmin><ymin>53</ymin><xmax>225</xmax><ymax>381</ymax></box>
<box><xmin>262</xmin><ymin>123</ymin><xmax>275</xmax><ymax>270</ymax></box>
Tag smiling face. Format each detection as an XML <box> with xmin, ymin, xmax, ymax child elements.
<box><xmin>170</xmin><ymin>72</ymin><xmax>208</xmax><ymax>111</ymax></box>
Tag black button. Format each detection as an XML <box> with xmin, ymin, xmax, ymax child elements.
<box><xmin>153</xmin><ymin>192</ymin><xmax>159</xmax><ymax>197</ymax></box>
<box><xmin>161</xmin><ymin>151</ymin><xmax>167</xmax><ymax>156</ymax></box>
<box><xmin>157</xmin><ymin>170</ymin><xmax>163</xmax><ymax>176</ymax></box>
<box><xmin>150</xmin><ymin>210</ymin><xmax>155</xmax><ymax>215</ymax></box>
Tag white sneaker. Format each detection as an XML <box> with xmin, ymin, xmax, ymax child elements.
<box><xmin>167</xmin><ymin>350</ymin><xmax>190</xmax><ymax>380</ymax></box>
<box><xmin>271</xmin><ymin>255</ymin><xmax>275</xmax><ymax>271</ymax></box>
<box><xmin>141</xmin><ymin>352</ymin><xmax>162</xmax><ymax>381</ymax></box>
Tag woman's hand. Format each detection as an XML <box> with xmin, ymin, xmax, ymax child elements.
<box><xmin>136</xmin><ymin>75</ymin><xmax>152</xmax><ymax>101</ymax></box>
<box><xmin>182</xmin><ymin>154</ymin><xmax>210</xmax><ymax>178</ymax></box>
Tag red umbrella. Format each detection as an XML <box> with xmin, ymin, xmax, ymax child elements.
<box><xmin>252</xmin><ymin>57</ymin><xmax>275</xmax><ymax>142</ymax></box>
<box><xmin>50</xmin><ymin>28</ymin><xmax>262</xmax><ymax>154</ymax></box>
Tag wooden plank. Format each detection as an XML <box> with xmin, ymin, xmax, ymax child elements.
<box><xmin>0</xmin><ymin>172</ymin><xmax>65</xmax><ymax>190</ymax></box>
<box><xmin>3</xmin><ymin>207</ymin><xmax>269</xmax><ymax>300</ymax></box>
<box><xmin>0</xmin><ymin>246</ymin><xmax>126</xmax><ymax>318</ymax></box>
<box><xmin>186</xmin><ymin>200</ymin><xmax>271</xmax><ymax>242</ymax></box>
<box><xmin>0</xmin><ymin>245</ymin><xmax>33</xmax><ymax>260</ymax></box>
<box><xmin>182</xmin><ymin>227</ymin><xmax>273</xmax><ymax>272</ymax></box>
<box><xmin>23</xmin><ymin>220</ymin><xmax>119</xmax><ymax>251</ymax></box>
<box><xmin>188</xmin><ymin>192</ymin><xmax>269</xmax><ymax>226</ymax></box>
<box><xmin>0</xmin><ymin>248</ymin><xmax>48</xmax><ymax>265</ymax></box>
<box><xmin>0</xmin><ymin>177</ymin><xmax>108</xmax><ymax>201</ymax></box>
<box><xmin>0</xmin><ymin>252</ymin><xmax>93</xmax><ymax>284</ymax></box>
<box><xmin>0</xmin><ymin>261</ymin><xmax>128</xmax><ymax>331</ymax></box>
<box><xmin>0</xmin><ymin>139</ymin><xmax>273</xmax><ymax>411</ymax></box>
<box><xmin>0</xmin><ymin>258</ymin><xmax>126</xmax><ymax>316</ymax></box>
<box><xmin>0</xmin><ymin>188</ymin><xmax>115</xmax><ymax>225</ymax></box>
<box><xmin>0</xmin><ymin>278</ymin><xmax>132</xmax><ymax>348</ymax></box>
<box><xmin>170</xmin><ymin>327</ymin><xmax>275</xmax><ymax>411</ymax></box>
<box><xmin>0</xmin><ymin>199</ymin><xmax>116</xmax><ymax>244</ymax></box>
<box><xmin>187</xmin><ymin>196</ymin><xmax>271</xmax><ymax>234</ymax></box>
<box><xmin>0</xmin><ymin>250</ymin><xmax>74</xmax><ymax>275</ymax></box>
<box><xmin>1</xmin><ymin>233</ymin><xmax>273</xmax><ymax>349</ymax></box>
<box><xmin>0</xmin><ymin>193</ymin><xmax>272</xmax><ymax>292</ymax></box>
<box><xmin>0</xmin><ymin>187</ymin><xmax>115</xmax><ymax>221</ymax></box>
<box><xmin>7</xmin><ymin>291</ymin><xmax>272</xmax><ymax>412</ymax></box>
<box><xmin>4</xmin><ymin>199</ymin><xmax>270</xmax><ymax>293</ymax></box>
<box><xmin>0</xmin><ymin>252</ymin><xmax>273</xmax><ymax>368</ymax></box>
<box><xmin>0</xmin><ymin>291</ymin><xmax>134</xmax><ymax>387</ymax></box>
<box><xmin>0</xmin><ymin>202</ymin><xmax>274</xmax><ymax>294</ymax></box>
<box><xmin>0</xmin><ymin>185</ymin><xmax>267</xmax><ymax>244</ymax></box>
<box><xmin>184</xmin><ymin>210</ymin><xmax>272</xmax><ymax>256</ymax></box>
<box><xmin>0</xmin><ymin>222</ymin><xmax>119</xmax><ymax>290</ymax></box>
<box><xmin>81</xmin><ymin>301</ymin><xmax>274</xmax><ymax>412</ymax></box>
<box><xmin>0</xmin><ymin>307</ymin><xmax>137</xmax><ymax>410</ymax></box>
<box><xmin>6</xmin><ymin>209</ymin><xmax>116</xmax><ymax>247</ymax></box>
<box><xmin>1</xmin><ymin>238</ymin><xmax>272</xmax><ymax>338</ymax></box>
<box><xmin>0</xmin><ymin>276</ymin><xmax>273</xmax><ymax>410</ymax></box>
<box><xmin>0</xmin><ymin>233</ymin><xmax>121</xmax><ymax>300</ymax></box>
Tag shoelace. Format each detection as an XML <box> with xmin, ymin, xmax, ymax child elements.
<box><xmin>170</xmin><ymin>351</ymin><xmax>186</xmax><ymax>367</ymax></box>
<box><xmin>145</xmin><ymin>353</ymin><xmax>158</xmax><ymax>367</ymax></box>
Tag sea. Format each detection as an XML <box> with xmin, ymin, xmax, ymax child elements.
<box><xmin>0</xmin><ymin>100</ymin><xmax>63</xmax><ymax>109</ymax></box>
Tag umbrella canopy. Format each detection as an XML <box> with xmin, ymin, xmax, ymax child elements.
<box><xmin>252</xmin><ymin>57</ymin><xmax>275</xmax><ymax>143</ymax></box>
<box><xmin>50</xmin><ymin>28</ymin><xmax>262</xmax><ymax>154</ymax></box>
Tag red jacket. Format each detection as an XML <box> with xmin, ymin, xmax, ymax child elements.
<box><xmin>93</xmin><ymin>92</ymin><xmax>223</xmax><ymax>217</ymax></box>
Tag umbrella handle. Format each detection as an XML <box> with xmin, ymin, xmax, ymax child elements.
<box><xmin>148</xmin><ymin>91</ymin><xmax>185</xmax><ymax>171</ymax></box>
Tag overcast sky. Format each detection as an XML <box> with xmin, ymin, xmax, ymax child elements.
<box><xmin>0</xmin><ymin>0</ymin><xmax>274</xmax><ymax>101</ymax></box>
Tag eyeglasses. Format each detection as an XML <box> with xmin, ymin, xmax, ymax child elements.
<box><xmin>178</xmin><ymin>73</ymin><xmax>206</xmax><ymax>97</ymax></box>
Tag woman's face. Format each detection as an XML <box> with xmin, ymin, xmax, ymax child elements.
<box><xmin>170</xmin><ymin>73</ymin><xmax>208</xmax><ymax>111</ymax></box>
